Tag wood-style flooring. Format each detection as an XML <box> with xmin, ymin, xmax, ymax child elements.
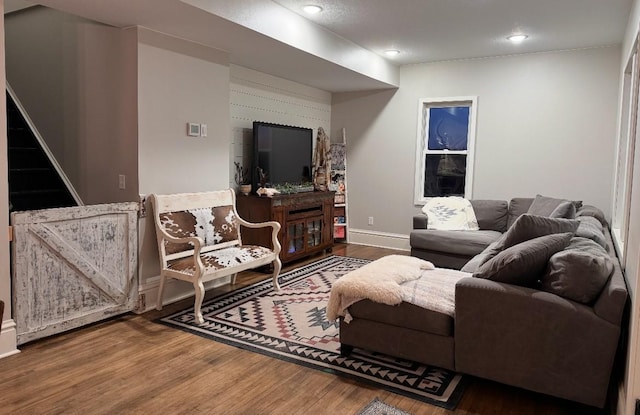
<box><xmin>0</xmin><ymin>243</ymin><xmax>608</xmax><ymax>414</ymax></box>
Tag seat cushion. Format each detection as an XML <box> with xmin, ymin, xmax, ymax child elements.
<box><xmin>167</xmin><ymin>245</ymin><xmax>274</xmax><ymax>276</ymax></box>
<box><xmin>410</xmin><ymin>229</ymin><xmax>502</xmax><ymax>256</ymax></box>
<box><xmin>348</xmin><ymin>299</ymin><xmax>453</xmax><ymax>337</ymax></box>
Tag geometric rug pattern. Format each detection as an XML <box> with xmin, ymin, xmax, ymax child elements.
<box><xmin>159</xmin><ymin>255</ymin><xmax>466</xmax><ymax>409</ymax></box>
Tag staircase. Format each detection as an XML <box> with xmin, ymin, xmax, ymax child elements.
<box><xmin>7</xmin><ymin>91</ymin><xmax>78</xmax><ymax>212</ymax></box>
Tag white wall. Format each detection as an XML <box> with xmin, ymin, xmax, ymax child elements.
<box><xmin>332</xmin><ymin>47</ymin><xmax>620</xmax><ymax>248</ymax></box>
<box><xmin>136</xmin><ymin>27</ymin><xmax>232</xmax><ymax>307</ymax></box>
<box><xmin>229</xmin><ymin>64</ymin><xmax>331</xmax><ymax>189</ymax></box>
<box><xmin>4</xmin><ymin>6</ymin><xmax>138</xmax><ymax>204</ymax></box>
<box><xmin>0</xmin><ymin>0</ymin><xmax>19</xmax><ymax>359</ymax></box>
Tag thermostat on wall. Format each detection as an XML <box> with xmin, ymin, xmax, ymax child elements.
<box><xmin>187</xmin><ymin>122</ymin><xmax>200</xmax><ymax>137</ymax></box>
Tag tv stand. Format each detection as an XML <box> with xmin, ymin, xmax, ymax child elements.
<box><xmin>237</xmin><ymin>191</ymin><xmax>335</xmax><ymax>264</ymax></box>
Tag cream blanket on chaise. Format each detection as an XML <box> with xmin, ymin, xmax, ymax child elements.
<box><xmin>326</xmin><ymin>255</ymin><xmax>471</xmax><ymax>322</ymax></box>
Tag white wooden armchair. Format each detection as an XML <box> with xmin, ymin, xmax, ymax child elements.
<box><xmin>150</xmin><ymin>189</ymin><xmax>281</xmax><ymax>324</ymax></box>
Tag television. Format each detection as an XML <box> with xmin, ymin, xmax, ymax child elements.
<box><xmin>252</xmin><ymin>121</ymin><xmax>313</xmax><ymax>191</ymax></box>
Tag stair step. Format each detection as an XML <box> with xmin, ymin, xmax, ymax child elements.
<box><xmin>10</xmin><ymin>189</ymin><xmax>66</xmax><ymax>196</ymax></box>
<box><xmin>7</xmin><ymin>90</ymin><xmax>78</xmax><ymax>211</ymax></box>
<box><xmin>10</xmin><ymin>167</ymin><xmax>51</xmax><ymax>172</ymax></box>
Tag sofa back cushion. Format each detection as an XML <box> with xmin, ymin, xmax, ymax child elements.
<box><xmin>507</xmin><ymin>198</ymin><xmax>534</xmax><ymax>228</ymax></box>
<box><xmin>470</xmin><ymin>200</ymin><xmax>508</xmax><ymax>232</ymax></box>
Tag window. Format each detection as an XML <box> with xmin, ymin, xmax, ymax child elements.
<box><xmin>414</xmin><ymin>97</ymin><xmax>477</xmax><ymax>204</ymax></box>
<box><xmin>611</xmin><ymin>35</ymin><xmax>639</xmax><ymax>262</ymax></box>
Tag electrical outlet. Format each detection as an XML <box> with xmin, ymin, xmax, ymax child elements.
<box><xmin>368</xmin><ymin>216</ymin><xmax>374</xmax><ymax>225</ymax></box>
<box><xmin>118</xmin><ymin>174</ymin><xmax>126</xmax><ymax>190</ymax></box>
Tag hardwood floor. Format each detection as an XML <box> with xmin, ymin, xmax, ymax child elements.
<box><xmin>0</xmin><ymin>243</ymin><xmax>607</xmax><ymax>415</ymax></box>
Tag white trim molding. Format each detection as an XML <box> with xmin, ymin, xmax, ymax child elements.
<box><xmin>414</xmin><ymin>96</ymin><xmax>478</xmax><ymax>205</ymax></box>
<box><xmin>0</xmin><ymin>319</ymin><xmax>20</xmax><ymax>359</ymax></box>
<box><xmin>348</xmin><ymin>228</ymin><xmax>411</xmax><ymax>251</ymax></box>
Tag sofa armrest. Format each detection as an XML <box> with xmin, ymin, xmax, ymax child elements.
<box><xmin>455</xmin><ymin>277</ymin><xmax>620</xmax><ymax>408</ymax></box>
<box><xmin>413</xmin><ymin>214</ymin><xmax>428</xmax><ymax>229</ymax></box>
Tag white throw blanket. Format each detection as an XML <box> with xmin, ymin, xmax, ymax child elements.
<box><xmin>326</xmin><ymin>255</ymin><xmax>471</xmax><ymax>322</ymax></box>
<box><xmin>422</xmin><ymin>196</ymin><xmax>479</xmax><ymax>231</ymax></box>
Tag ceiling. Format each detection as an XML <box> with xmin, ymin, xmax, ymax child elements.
<box><xmin>273</xmin><ymin>0</ymin><xmax>633</xmax><ymax>65</ymax></box>
<box><xmin>8</xmin><ymin>0</ymin><xmax>635</xmax><ymax>92</ymax></box>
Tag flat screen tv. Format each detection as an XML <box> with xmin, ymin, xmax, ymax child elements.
<box><xmin>252</xmin><ymin>121</ymin><xmax>313</xmax><ymax>191</ymax></box>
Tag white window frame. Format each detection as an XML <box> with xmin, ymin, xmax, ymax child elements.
<box><xmin>414</xmin><ymin>96</ymin><xmax>478</xmax><ymax>205</ymax></box>
<box><xmin>611</xmin><ymin>34</ymin><xmax>640</xmax><ymax>264</ymax></box>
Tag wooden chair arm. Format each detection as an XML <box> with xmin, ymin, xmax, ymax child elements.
<box><xmin>155</xmin><ymin>226</ymin><xmax>204</xmax><ymax>253</ymax></box>
<box><xmin>236</xmin><ymin>217</ymin><xmax>282</xmax><ymax>256</ymax></box>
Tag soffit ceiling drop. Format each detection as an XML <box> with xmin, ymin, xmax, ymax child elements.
<box><xmin>26</xmin><ymin>0</ymin><xmax>634</xmax><ymax>92</ymax></box>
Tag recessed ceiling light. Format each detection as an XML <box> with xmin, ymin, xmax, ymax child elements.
<box><xmin>384</xmin><ymin>49</ymin><xmax>400</xmax><ymax>57</ymax></box>
<box><xmin>302</xmin><ymin>5</ymin><xmax>323</xmax><ymax>14</ymax></box>
<box><xmin>507</xmin><ymin>34</ymin><xmax>528</xmax><ymax>43</ymax></box>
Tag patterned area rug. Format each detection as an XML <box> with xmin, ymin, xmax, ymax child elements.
<box><xmin>159</xmin><ymin>255</ymin><xmax>466</xmax><ymax>409</ymax></box>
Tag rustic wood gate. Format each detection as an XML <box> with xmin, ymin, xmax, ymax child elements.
<box><xmin>11</xmin><ymin>203</ymin><xmax>139</xmax><ymax>344</ymax></box>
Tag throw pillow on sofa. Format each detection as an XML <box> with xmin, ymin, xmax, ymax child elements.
<box><xmin>478</xmin><ymin>214</ymin><xmax>579</xmax><ymax>267</ymax></box>
<box><xmin>473</xmin><ymin>232</ymin><xmax>573</xmax><ymax>287</ymax></box>
<box><xmin>576</xmin><ymin>204</ymin><xmax>608</xmax><ymax>227</ymax></box>
<box><xmin>575</xmin><ymin>216</ymin><xmax>608</xmax><ymax>250</ymax></box>
<box><xmin>541</xmin><ymin>237</ymin><xmax>614</xmax><ymax>304</ymax></box>
<box><xmin>527</xmin><ymin>194</ymin><xmax>581</xmax><ymax>218</ymax></box>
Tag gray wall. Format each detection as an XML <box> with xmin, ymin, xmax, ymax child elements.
<box><xmin>332</xmin><ymin>47</ymin><xmax>621</xmax><ymax>240</ymax></box>
<box><xmin>5</xmin><ymin>6</ymin><xmax>138</xmax><ymax>204</ymax></box>
<box><xmin>136</xmin><ymin>27</ymin><xmax>232</xmax><ymax>299</ymax></box>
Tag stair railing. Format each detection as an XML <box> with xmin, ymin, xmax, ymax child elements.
<box><xmin>7</xmin><ymin>82</ymin><xmax>83</xmax><ymax>207</ymax></box>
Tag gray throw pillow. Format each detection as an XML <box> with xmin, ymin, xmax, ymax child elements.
<box><xmin>541</xmin><ymin>237</ymin><xmax>614</xmax><ymax>304</ymax></box>
<box><xmin>549</xmin><ymin>201</ymin><xmax>577</xmax><ymax>219</ymax></box>
<box><xmin>473</xmin><ymin>232</ymin><xmax>573</xmax><ymax>287</ymax></box>
<box><xmin>528</xmin><ymin>195</ymin><xmax>566</xmax><ymax>217</ymax></box>
<box><xmin>576</xmin><ymin>205</ymin><xmax>608</xmax><ymax>227</ymax></box>
<box><xmin>575</xmin><ymin>216</ymin><xmax>608</xmax><ymax>250</ymax></box>
<box><xmin>477</xmin><ymin>214</ymin><xmax>579</xmax><ymax>267</ymax></box>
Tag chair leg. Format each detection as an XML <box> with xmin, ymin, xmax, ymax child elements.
<box><xmin>156</xmin><ymin>274</ymin><xmax>167</xmax><ymax>311</ymax></box>
<box><xmin>231</xmin><ymin>273</ymin><xmax>237</xmax><ymax>285</ymax></box>
<box><xmin>272</xmin><ymin>257</ymin><xmax>282</xmax><ymax>291</ymax></box>
<box><xmin>193</xmin><ymin>279</ymin><xmax>205</xmax><ymax>324</ymax></box>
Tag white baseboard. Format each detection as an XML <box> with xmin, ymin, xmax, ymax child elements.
<box><xmin>0</xmin><ymin>319</ymin><xmax>20</xmax><ymax>359</ymax></box>
<box><xmin>137</xmin><ymin>274</ymin><xmax>232</xmax><ymax>313</ymax></box>
<box><xmin>348</xmin><ymin>228</ymin><xmax>411</xmax><ymax>251</ymax></box>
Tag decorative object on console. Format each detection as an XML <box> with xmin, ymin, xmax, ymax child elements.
<box><xmin>256</xmin><ymin>187</ymin><xmax>280</xmax><ymax>197</ymax></box>
<box><xmin>234</xmin><ymin>162</ymin><xmax>251</xmax><ymax>195</ymax></box>
<box><xmin>313</xmin><ymin>127</ymin><xmax>331</xmax><ymax>191</ymax></box>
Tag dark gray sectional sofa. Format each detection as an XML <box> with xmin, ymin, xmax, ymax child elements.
<box><xmin>340</xmin><ymin>196</ymin><xmax>628</xmax><ymax>408</ymax></box>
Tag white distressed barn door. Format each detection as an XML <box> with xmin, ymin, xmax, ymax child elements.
<box><xmin>11</xmin><ymin>203</ymin><xmax>139</xmax><ymax>344</ymax></box>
